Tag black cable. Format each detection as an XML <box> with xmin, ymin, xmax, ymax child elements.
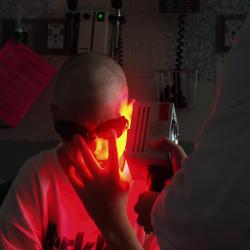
<box><xmin>67</xmin><ymin>0</ymin><xmax>78</xmax><ymax>12</ymax></box>
<box><xmin>110</xmin><ymin>0</ymin><xmax>125</xmax><ymax>66</ymax></box>
<box><xmin>114</xmin><ymin>22</ymin><xmax>124</xmax><ymax>66</ymax></box>
<box><xmin>14</xmin><ymin>0</ymin><xmax>28</xmax><ymax>44</ymax></box>
<box><xmin>66</xmin><ymin>0</ymin><xmax>78</xmax><ymax>55</ymax></box>
<box><xmin>175</xmin><ymin>15</ymin><xmax>185</xmax><ymax>71</ymax></box>
<box><xmin>161</xmin><ymin>1</ymin><xmax>198</xmax><ymax>107</ymax></box>
<box><xmin>172</xmin><ymin>14</ymin><xmax>186</xmax><ymax>108</ymax></box>
<box><xmin>111</xmin><ymin>0</ymin><xmax>122</xmax><ymax>9</ymax></box>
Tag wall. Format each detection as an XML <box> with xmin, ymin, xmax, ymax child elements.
<box><xmin>0</xmin><ymin>0</ymin><xmax>250</xmax><ymax>142</ymax></box>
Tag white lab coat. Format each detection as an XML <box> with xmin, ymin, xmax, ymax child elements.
<box><xmin>152</xmin><ymin>11</ymin><xmax>250</xmax><ymax>250</ymax></box>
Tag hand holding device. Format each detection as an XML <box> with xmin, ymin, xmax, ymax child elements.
<box><xmin>150</xmin><ymin>137</ymin><xmax>187</xmax><ymax>174</ymax></box>
<box><xmin>134</xmin><ymin>137</ymin><xmax>188</xmax><ymax>232</ymax></box>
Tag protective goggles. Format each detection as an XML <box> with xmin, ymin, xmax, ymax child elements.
<box><xmin>55</xmin><ymin>116</ymin><xmax>129</xmax><ymax>141</ymax></box>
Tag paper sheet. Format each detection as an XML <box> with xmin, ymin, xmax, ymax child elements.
<box><xmin>0</xmin><ymin>40</ymin><xmax>58</xmax><ymax>127</ymax></box>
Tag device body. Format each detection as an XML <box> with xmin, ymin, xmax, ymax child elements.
<box><xmin>126</xmin><ymin>102</ymin><xmax>179</xmax><ymax>186</ymax></box>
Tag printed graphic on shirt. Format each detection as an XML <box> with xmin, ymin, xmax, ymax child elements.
<box><xmin>43</xmin><ymin>222</ymin><xmax>106</xmax><ymax>250</ymax></box>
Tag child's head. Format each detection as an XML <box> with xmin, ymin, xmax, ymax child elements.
<box><xmin>50</xmin><ymin>52</ymin><xmax>130</xmax><ymax>163</ymax></box>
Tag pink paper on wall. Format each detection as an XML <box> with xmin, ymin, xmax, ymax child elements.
<box><xmin>0</xmin><ymin>40</ymin><xmax>58</xmax><ymax>127</ymax></box>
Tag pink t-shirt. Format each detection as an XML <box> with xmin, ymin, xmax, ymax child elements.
<box><xmin>0</xmin><ymin>145</ymin><xmax>159</xmax><ymax>250</ymax></box>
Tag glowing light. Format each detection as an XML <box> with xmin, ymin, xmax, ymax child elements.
<box><xmin>119</xmin><ymin>168</ymin><xmax>131</xmax><ymax>183</ymax></box>
<box><xmin>91</xmin><ymin>100</ymin><xmax>136</xmax><ymax>182</ymax></box>
<box><xmin>116</xmin><ymin>128</ymin><xmax>127</xmax><ymax>159</ymax></box>
<box><xmin>96</xmin><ymin>12</ymin><xmax>105</xmax><ymax>21</ymax></box>
<box><xmin>119</xmin><ymin>99</ymin><xmax>135</xmax><ymax>128</ymax></box>
<box><xmin>94</xmin><ymin>100</ymin><xmax>135</xmax><ymax>162</ymax></box>
<box><xmin>93</xmin><ymin>131</ymin><xmax>127</xmax><ymax>162</ymax></box>
<box><xmin>94</xmin><ymin>138</ymin><xmax>109</xmax><ymax>161</ymax></box>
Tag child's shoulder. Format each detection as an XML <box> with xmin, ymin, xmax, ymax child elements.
<box><xmin>17</xmin><ymin>145</ymin><xmax>61</xmax><ymax>182</ymax></box>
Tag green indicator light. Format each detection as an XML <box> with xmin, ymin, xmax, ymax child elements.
<box><xmin>97</xmin><ymin>12</ymin><xmax>105</xmax><ymax>21</ymax></box>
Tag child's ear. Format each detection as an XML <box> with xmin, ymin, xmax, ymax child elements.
<box><xmin>49</xmin><ymin>102</ymin><xmax>59</xmax><ymax>121</ymax></box>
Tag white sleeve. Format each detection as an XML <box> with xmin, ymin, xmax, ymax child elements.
<box><xmin>151</xmin><ymin>11</ymin><xmax>250</xmax><ymax>250</ymax></box>
<box><xmin>151</xmin><ymin>168</ymin><xmax>194</xmax><ymax>250</ymax></box>
<box><xmin>0</xmin><ymin>160</ymin><xmax>46</xmax><ymax>250</ymax></box>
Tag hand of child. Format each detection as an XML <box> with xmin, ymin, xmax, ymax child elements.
<box><xmin>63</xmin><ymin>131</ymin><xmax>144</xmax><ymax>250</ymax></box>
<box><xmin>64</xmin><ymin>131</ymin><xmax>130</xmax><ymax>231</ymax></box>
<box><xmin>150</xmin><ymin>137</ymin><xmax>188</xmax><ymax>173</ymax></box>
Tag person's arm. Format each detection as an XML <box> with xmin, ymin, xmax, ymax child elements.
<box><xmin>134</xmin><ymin>137</ymin><xmax>188</xmax><ymax>234</ymax></box>
<box><xmin>0</xmin><ymin>161</ymin><xmax>44</xmax><ymax>250</ymax></box>
<box><xmin>63</xmin><ymin>132</ymin><xmax>143</xmax><ymax>250</ymax></box>
<box><xmin>151</xmin><ymin>12</ymin><xmax>250</xmax><ymax>250</ymax></box>
<box><xmin>99</xmin><ymin>216</ymin><xmax>143</xmax><ymax>250</ymax></box>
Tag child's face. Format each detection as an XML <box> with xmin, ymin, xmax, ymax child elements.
<box><xmin>80</xmin><ymin>117</ymin><xmax>128</xmax><ymax>162</ymax></box>
<box><xmin>79</xmin><ymin>100</ymin><xmax>133</xmax><ymax>163</ymax></box>
<box><xmin>53</xmin><ymin>67</ymin><xmax>130</xmax><ymax>167</ymax></box>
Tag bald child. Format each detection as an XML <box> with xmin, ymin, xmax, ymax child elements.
<box><xmin>0</xmin><ymin>53</ymin><xmax>158</xmax><ymax>250</ymax></box>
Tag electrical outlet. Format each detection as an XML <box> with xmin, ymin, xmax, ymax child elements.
<box><xmin>47</xmin><ymin>23</ymin><xmax>64</xmax><ymax>49</ymax></box>
<box><xmin>43</xmin><ymin>19</ymin><xmax>70</xmax><ymax>54</ymax></box>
